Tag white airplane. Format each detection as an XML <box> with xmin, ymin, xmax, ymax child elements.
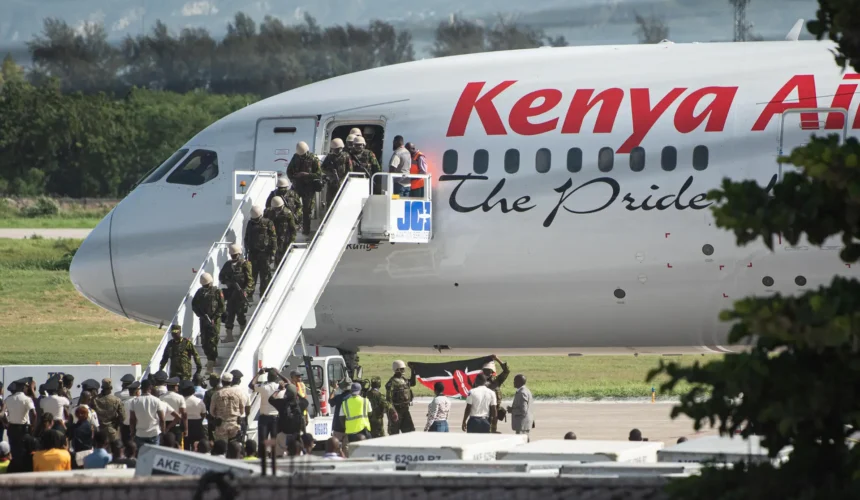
<box><xmin>70</xmin><ymin>36</ymin><xmax>859</xmax><ymax>357</ymax></box>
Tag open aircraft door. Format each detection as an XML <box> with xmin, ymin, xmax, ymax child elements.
<box><xmin>253</xmin><ymin>117</ymin><xmax>318</xmax><ymax>174</ymax></box>
<box><xmin>778</xmin><ymin>107</ymin><xmax>848</xmax><ymax>181</ymax></box>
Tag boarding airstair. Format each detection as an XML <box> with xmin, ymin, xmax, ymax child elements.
<box><xmin>144</xmin><ymin>169</ymin><xmax>432</xmax><ymax>439</ymax></box>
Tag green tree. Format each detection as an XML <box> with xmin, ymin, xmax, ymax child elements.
<box><xmin>633</xmin><ymin>11</ymin><xmax>669</xmax><ymax>44</ymax></box>
<box><xmin>486</xmin><ymin>15</ymin><xmax>546</xmax><ymax>51</ymax></box>
<box><xmin>431</xmin><ymin>15</ymin><xmax>487</xmax><ymax>57</ymax></box>
<box><xmin>648</xmin><ymin>3</ymin><xmax>860</xmax><ymax>499</ymax></box>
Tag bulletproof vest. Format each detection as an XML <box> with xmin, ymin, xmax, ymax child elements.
<box><xmin>247</xmin><ymin>218</ymin><xmax>271</xmax><ymax>253</ymax></box>
<box><xmin>390</xmin><ymin>378</ymin><xmax>410</xmax><ymax>405</ymax></box>
<box><xmin>202</xmin><ymin>287</ymin><xmax>221</xmax><ymax>315</ymax></box>
<box><xmin>294</xmin><ymin>153</ymin><xmax>314</xmax><ymax>173</ymax></box>
<box><xmin>227</xmin><ymin>260</ymin><xmax>250</xmax><ymax>288</ymax></box>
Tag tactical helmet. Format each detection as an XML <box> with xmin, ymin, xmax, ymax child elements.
<box><xmin>271</xmin><ymin>197</ymin><xmax>285</xmax><ymax>208</ymax></box>
<box><xmin>346</xmin><ymin>134</ymin><xmax>356</xmax><ymax>144</ymax></box>
<box><xmin>200</xmin><ymin>272</ymin><xmax>213</xmax><ymax>286</ymax></box>
<box><xmin>354</xmin><ymin>136</ymin><xmax>366</xmax><ymax>146</ymax></box>
<box><xmin>277</xmin><ymin>177</ymin><xmax>289</xmax><ymax>188</ymax></box>
<box><xmin>392</xmin><ymin>360</ymin><xmax>406</xmax><ymax>371</ymax></box>
<box><xmin>169</xmin><ymin>324</ymin><xmax>181</xmax><ymax>334</ymax></box>
<box><xmin>371</xmin><ymin>376</ymin><xmax>382</xmax><ymax>388</ymax></box>
<box><xmin>349</xmin><ymin>127</ymin><xmax>362</xmax><ymax>137</ymax></box>
<box><xmin>229</xmin><ymin>243</ymin><xmax>242</xmax><ymax>256</ymax></box>
<box><xmin>250</xmin><ymin>205</ymin><xmax>264</xmax><ymax>219</ymax></box>
<box><xmin>296</xmin><ymin>141</ymin><xmax>309</xmax><ymax>155</ymax></box>
<box><xmin>331</xmin><ymin>138</ymin><xmax>344</xmax><ymax>150</ymax></box>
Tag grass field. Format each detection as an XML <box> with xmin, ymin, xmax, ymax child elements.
<box><xmin>0</xmin><ymin>238</ymin><xmax>722</xmax><ymax>398</ymax></box>
<box><xmin>0</xmin><ymin>216</ymin><xmax>102</xmax><ymax>228</ymax></box>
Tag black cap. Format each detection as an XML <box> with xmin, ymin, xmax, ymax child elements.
<box><xmin>15</xmin><ymin>377</ymin><xmax>33</xmax><ymax>386</ymax></box>
<box><xmin>208</xmin><ymin>373</ymin><xmax>221</xmax><ymax>382</ymax></box>
<box><xmin>166</xmin><ymin>377</ymin><xmax>181</xmax><ymax>386</ymax></box>
<box><xmin>120</xmin><ymin>374</ymin><xmax>135</xmax><ymax>385</ymax></box>
<box><xmin>153</xmin><ymin>371</ymin><xmax>168</xmax><ymax>383</ymax></box>
<box><xmin>128</xmin><ymin>381</ymin><xmax>141</xmax><ymax>390</ymax></box>
<box><xmin>44</xmin><ymin>378</ymin><xmax>60</xmax><ymax>392</ymax></box>
<box><xmin>179</xmin><ymin>380</ymin><xmax>194</xmax><ymax>391</ymax></box>
<box><xmin>81</xmin><ymin>379</ymin><xmax>99</xmax><ymax>391</ymax></box>
<box><xmin>230</xmin><ymin>369</ymin><xmax>243</xmax><ymax>380</ymax></box>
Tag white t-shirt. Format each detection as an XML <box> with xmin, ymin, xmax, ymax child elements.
<box><xmin>131</xmin><ymin>394</ymin><xmax>163</xmax><ymax>438</ymax></box>
<box><xmin>255</xmin><ymin>382</ymin><xmax>281</xmax><ymax>416</ymax></box>
<box><xmin>160</xmin><ymin>392</ymin><xmax>186</xmax><ymax>422</ymax></box>
<box><xmin>40</xmin><ymin>395</ymin><xmax>70</xmax><ymax>421</ymax></box>
<box><xmin>185</xmin><ymin>395</ymin><xmax>206</xmax><ymax>420</ymax></box>
<box><xmin>5</xmin><ymin>392</ymin><xmax>36</xmax><ymax>424</ymax></box>
<box><xmin>154</xmin><ymin>385</ymin><xmax>167</xmax><ymax>397</ymax></box>
<box><xmin>466</xmin><ymin>386</ymin><xmax>497</xmax><ymax>419</ymax></box>
<box><xmin>123</xmin><ymin>396</ymin><xmax>136</xmax><ymax>425</ymax></box>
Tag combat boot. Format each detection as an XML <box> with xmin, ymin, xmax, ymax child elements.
<box><xmin>224</xmin><ymin>328</ymin><xmax>235</xmax><ymax>343</ymax></box>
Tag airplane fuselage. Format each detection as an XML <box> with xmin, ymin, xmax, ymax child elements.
<box><xmin>71</xmin><ymin>41</ymin><xmax>859</xmax><ymax>353</ymax></box>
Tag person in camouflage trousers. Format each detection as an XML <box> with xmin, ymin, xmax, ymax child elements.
<box><xmin>366</xmin><ymin>376</ymin><xmax>393</xmax><ymax>438</ymax></box>
<box><xmin>219</xmin><ymin>243</ymin><xmax>254</xmax><ymax>343</ymax></box>
<box><xmin>350</xmin><ymin>136</ymin><xmax>382</xmax><ymax>194</ymax></box>
<box><xmin>243</xmin><ymin>204</ymin><xmax>277</xmax><ymax>298</ymax></box>
<box><xmin>322</xmin><ymin>138</ymin><xmax>353</xmax><ymax>211</ymax></box>
<box><xmin>159</xmin><ymin>324</ymin><xmax>202</xmax><ymax>381</ymax></box>
<box><xmin>92</xmin><ymin>378</ymin><xmax>124</xmax><ymax>444</ymax></box>
<box><xmin>286</xmin><ymin>141</ymin><xmax>322</xmax><ymax>236</ymax></box>
<box><xmin>386</xmin><ymin>360</ymin><xmax>415</xmax><ymax>434</ymax></box>
<box><xmin>266</xmin><ymin>177</ymin><xmax>303</xmax><ymax>223</ymax></box>
<box><xmin>191</xmin><ymin>272</ymin><xmax>225</xmax><ymax>373</ymax></box>
<box><xmin>482</xmin><ymin>355</ymin><xmax>510</xmax><ymax>433</ymax></box>
<box><xmin>265</xmin><ymin>196</ymin><xmax>297</xmax><ymax>265</ymax></box>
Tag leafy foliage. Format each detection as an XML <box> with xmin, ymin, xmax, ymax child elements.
<box><xmin>647</xmin><ymin>2</ymin><xmax>860</xmax><ymax>498</ymax></box>
<box><xmin>633</xmin><ymin>12</ymin><xmax>670</xmax><ymax>44</ymax></box>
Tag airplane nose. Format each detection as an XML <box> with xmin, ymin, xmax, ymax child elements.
<box><xmin>70</xmin><ymin>211</ymin><xmax>126</xmax><ymax>318</ymax></box>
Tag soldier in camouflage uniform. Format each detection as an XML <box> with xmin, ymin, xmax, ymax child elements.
<box><xmin>265</xmin><ymin>196</ymin><xmax>297</xmax><ymax>265</ymax></box>
<box><xmin>286</xmin><ymin>141</ymin><xmax>322</xmax><ymax>236</ymax></box>
<box><xmin>243</xmin><ymin>205</ymin><xmax>277</xmax><ymax>298</ymax></box>
<box><xmin>266</xmin><ymin>177</ymin><xmax>303</xmax><ymax>223</ymax></box>
<box><xmin>350</xmin><ymin>136</ymin><xmax>382</xmax><ymax>194</ymax></box>
<box><xmin>218</xmin><ymin>243</ymin><xmax>254</xmax><ymax>343</ymax></box>
<box><xmin>204</xmin><ymin>373</ymin><xmax>221</xmax><ymax>443</ymax></box>
<box><xmin>192</xmin><ymin>272</ymin><xmax>225</xmax><ymax>373</ymax></box>
<box><xmin>385</xmin><ymin>360</ymin><xmax>415</xmax><ymax>435</ymax></box>
<box><xmin>159</xmin><ymin>324</ymin><xmax>202</xmax><ymax>381</ymax></box>
<box><xmin>322</xmin><ymin>138</ymin><xmax>353</xmax><ymax>210</ymax></box>
<box><xmin>482</xmin><ymin>355</ymin><xmax>510</xmax><ymax>433</ymax></box>
<box><xmin>366</xmin><ymin>376</ymin><xmax>392</xmax><ymax>438</ymax></box>
<box><xmin>91</xmin><ymin>378</ymin><xmax>124</xmax><ymax>444</ymax></box>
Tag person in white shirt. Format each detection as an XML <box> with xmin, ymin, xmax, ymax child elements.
<box><xmin>75</xmin><ymin>390</ymin><xmax>100</xmax><ymax>429</ymax></box>
<box><xmin>130</xmin><ymin>379</ymin><xmax>165</xmax><ymax>450</ymax></box>
<box><xmin>159</xmin><ymin>378</ymin><xmax>187</xmax><ymax>445</ymax></box>
<box><xmin>461</xmin><ymin>374</ymin><xmax>496</xmax><ymax>434</ymax></box>
<box><xmin>121</xmin><ymin>381</ymin><xmax>140</xmax><ymax>445</ymax></box>
<box><xmin>250</xmin><ymin>368</ymin><xmax>281</xmax><ymax>456</ymax></box>
<box><xmin>5</xmin><ymin>379</ymin><xmax>37</xmax><ymax>462</ymax></box>
<box><xmin>115</xmin><ymin>374</ymin><xmax>136</xmax><ymax>402</ymax></box>
<box><xmin>180</xmin><ymin>380</ymin><xmax>206</xmax><ymax>451</ymax></box>
<box><xmin>40</xmin><ymin>378</ymin><xmax>70</xmax><ymax>427</ymax></box>
<box><xmin>323</xmin><ymin>436</ymin><xmax>345</xmax><ymax>460</ymax></box>
<box><xmin>425</xmin><ymin>382</ymin><xmax>451</xmax><ymax>432</ymax></box>
<box><xmin>388</xmin><ymin>135</ymin><xmax>412</xmax><ymax>197</ymax></box>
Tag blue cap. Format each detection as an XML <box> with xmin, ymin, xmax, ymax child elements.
<box><xmin>350</xmin><ymin>382</ymin><xmax>362</xmax><ymax>395</ymax></box>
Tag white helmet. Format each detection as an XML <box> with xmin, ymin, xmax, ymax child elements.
<box><xmin>229</xmin><ymin>243</ymin><xmax>242</xmax><ymax>256</ymax></box>
<box><xmin>277</xmin><ymin>177</ymin><xmax>289</xmax><ymax>188</ymax></box>
<box><xmin>349</xmin><ymin>127</ymin><xmax>362</xmax><ymax>137</ymax></box>
<box><xmin>250</xmin><ymin>205</ymin><xmax>264</xmax><ymax>219</ymax></box>
<box><xmin>354</xmin><ymin>136</ymin><xmax>366</xmax><ymax>146</ymax></box>
<box><xmin>331</xmin><ymin>138</ymin><xmax>344</xmax><ymax>150</ymax></box>
<box><xmin>392</xmin><ymin>360</ymin><xmax>406</xmax><ymax>371</ymax></box>
<box><xmin>346</xmin><ymin>134</ymin><xmax>356</xmax><ymax>144</ymax></box>
<box><xmin>271</xmin><ymin>196</ymin><xmax>285</xmax><ymax>208</ymax></box>
<box><xmin>296</xmin><ymin>141</ymin><xmax>309</xmax><ymax>155</ymax></box>
<box><xmin>199</xmin><ymin>272</ymin><xmax>213</xmax><ymax>286</ymax></box>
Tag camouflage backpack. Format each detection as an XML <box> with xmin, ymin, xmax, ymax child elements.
<box><xmin>248</xmin><ymin>219</ymin><xmax>270</xmax><ymax>253</ymax></box>
<box><xmin>204</xmin><ymin>287</ymin><xmax>221</xmax><ymax>315</ymax></box>
<box><xmin>390</xmin><ymin>378</ymin><xmax>411</xmax><ymax>405</ymax></box>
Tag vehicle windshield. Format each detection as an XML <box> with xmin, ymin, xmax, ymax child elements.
<box><xmin>136</xmin><ymin>149</ymin><xmax>189</xmax><ymax>186</ymax></box>
<box><xmin>297</xmin><ymin>365</ymin><xmax>323</xmax><ymax>389</ymax></box>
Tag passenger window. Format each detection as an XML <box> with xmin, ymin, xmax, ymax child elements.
<box><xmin>504</xmin><ymin>149</ymin><xmax>520</xmax><ymax>174</ymax></box>
<box><xmin>567</xmin><ymin>148</ymin><xmax>582</xmax><ymax>173</ymax></box>
<box><xmin>442</xmin><ymin>149</ymin><xmax>458</xmax><ymax>174</ymax></box>
<box><xmin>630</xmin><ymin>147</ymin><xmax>645</xmax><ymax>172</ymax></box>
<box><xmin>166</xmin><ymin>149</ymin><xmax>219</xmax><ymax>186</ymax></box>
<box><xmin>473</xmin><ymin>149</ymin><xmax>489</xmax><ymax>174</ymax></box>
<box><xmin>598</xmin><ymin>147</ymin><xmax>614</xmax><ymax>172</ymax></box>
<box><xmin>661</xmin><ymin>146</ymin><xmax>677</xmax><ymax>171</ymax></box>
<box><xmin>693</xmin><ymin>145</ymin><xmax>709</xmax><ymax>171</ymax></box>
<box><xmin>140</xmin><ymin>149</ymin><xmax>189</xmax><ymax>184</ymax></box>
<box><xmin>536</xmin><ymin>148</ymin><xmax>551</xmax><ymax>173</ymax></box>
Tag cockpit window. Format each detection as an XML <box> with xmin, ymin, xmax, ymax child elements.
<box><xmin>166</xmin><ymin>149</ymin><xmax>219</xmax><ymax>186</ymax></box>
<box><xmin>139</xmin><ymin>149</ymin><xmax>189</xmax><ymax>185</ymax></box>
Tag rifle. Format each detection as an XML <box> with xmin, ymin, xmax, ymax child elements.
<box><xmin>202</xmin><ymin>314</ymin><xmax>214</xmax><ymax>329</ymax></box>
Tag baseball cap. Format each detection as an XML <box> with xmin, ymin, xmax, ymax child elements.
<box><xmin>102</xmin><ymin>378</ymin><xmax>112</xmax><ymax>388</ymax></box>
<box><xmin>221</xmin><ymin>372</ymin><xmax>234</xmax><ymax>383</ymax></box>
<box><xmin>350</xmin><ymin>382</ymin><xmax>362</xmax><ymax>395</ymax></box>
